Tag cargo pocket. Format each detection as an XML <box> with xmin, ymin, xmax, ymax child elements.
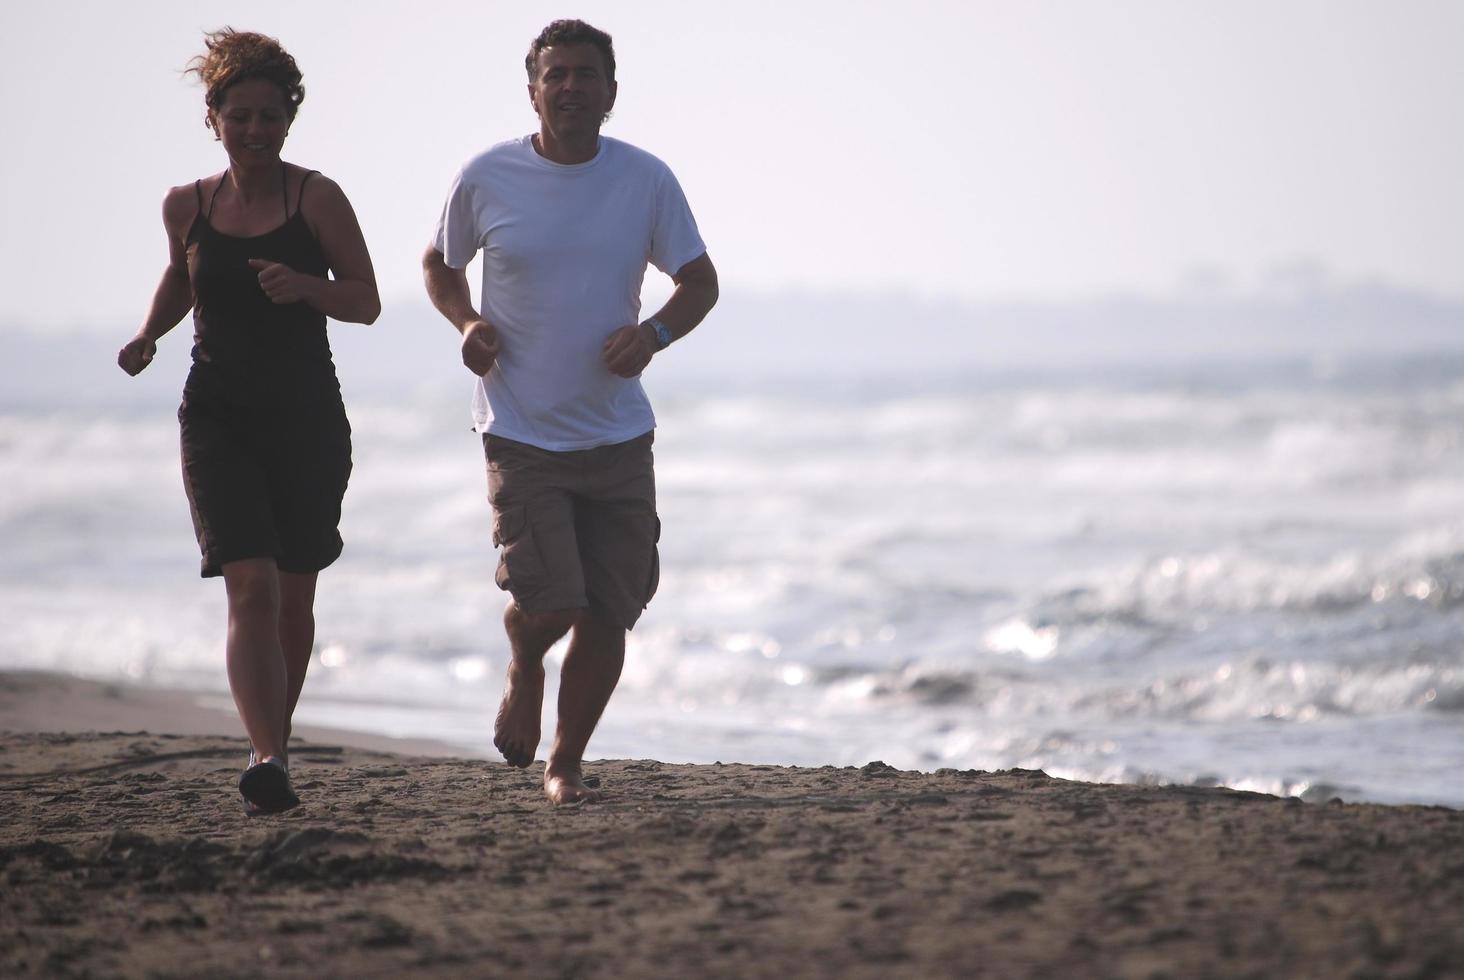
<box><xmin>643</xmin><ymin>515</ymin><xmax>661</xmax><ymax>605</ymax></box>
<box><xmin>491</xmin><ymin>505</ymin><xmax>544</xmax><ymax>597</ymax></box>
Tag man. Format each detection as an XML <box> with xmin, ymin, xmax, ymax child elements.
<box><xmin>422</xmin><ymin>19</ymin><xmax>718</xmax><ymax>805</ymax></box>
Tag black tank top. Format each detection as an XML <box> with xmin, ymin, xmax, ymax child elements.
<box><xmin>185</xmin><ymin>166</ymin><xmax>335</xmax><ymax>403</ymax></box>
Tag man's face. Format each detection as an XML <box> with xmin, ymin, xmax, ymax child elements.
<box><xmin>528</xmin><ymin>43</ymin><xmax>617</xmax><ymax>143</ymax></box>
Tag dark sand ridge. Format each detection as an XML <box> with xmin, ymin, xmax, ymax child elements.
<box><xmin>2</xmin><ymin>671</ymin><xmax>1462</xmax><ymax>979</ymax></box>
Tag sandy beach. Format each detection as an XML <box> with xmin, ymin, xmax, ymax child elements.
<box><xmin>2</xmin><ymin>671</ymin><xmax>1461</xmax><ymax>979</ymax></box>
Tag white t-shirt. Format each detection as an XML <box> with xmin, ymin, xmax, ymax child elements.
<box><xmin>433</xmin><ymin>135</ymin><xmax>707</xmax><ymax>451</ymax></box>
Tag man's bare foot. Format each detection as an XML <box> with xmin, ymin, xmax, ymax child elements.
<box><xmin>544</xmin><ymin>764</ymin><xmax>603</xmax><ymax>805</ymax></box>
<box><xmin>493</xmin><ymin>660</ymin><xmax>545</xmax><ymax>768</ymax></box>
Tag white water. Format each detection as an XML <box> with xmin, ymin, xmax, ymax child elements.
<box><xmin>4</xmin><ymin>355</ymin><xmax>1462</xmax><ymax>805</ymax></box>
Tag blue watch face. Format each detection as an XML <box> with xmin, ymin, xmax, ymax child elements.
<box><xmin>650</xmin><ymin>319</ymin><xmax>672</xmax><ymax>349</ymax></box>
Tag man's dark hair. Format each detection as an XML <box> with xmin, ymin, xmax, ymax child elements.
<box><xmin>525</xmin><ymin>19</ymin><xmax>616</xmax><ymax>83</ymax></box>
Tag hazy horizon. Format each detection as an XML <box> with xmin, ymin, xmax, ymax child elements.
<box><xmin>4</xmin><ymin>1</ymin><xmax>1463</xmax><ymax>334</ymax></box>
<box><xmin>9</xmin><ymin>272</ymin><xmax>1463</xmax><ymax>417</ymax></box>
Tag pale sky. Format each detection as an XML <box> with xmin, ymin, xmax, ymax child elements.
<box><xmin>2</xmin><ymin>0</ymin><xmax>1462</xmax><ymax>333</ymax></box>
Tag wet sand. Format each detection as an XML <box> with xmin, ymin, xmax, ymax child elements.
<box><xmin>2</xmin><ymin>671</ymin><xmax>1461</xmax><ymax>979</ymax></box>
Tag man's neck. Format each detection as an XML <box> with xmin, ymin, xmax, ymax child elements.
<box><xmin>533</xmin><ymin>130</ymin><xmax>600</xmax><ymax>165</ymax></box>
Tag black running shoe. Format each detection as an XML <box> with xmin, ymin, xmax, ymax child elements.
<box><xmin>239</xmin><ymin>753</ymin><xmax>300</xmax><ymax>815</ymax></box>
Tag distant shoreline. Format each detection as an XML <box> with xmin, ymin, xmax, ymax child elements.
<box><xmin>0</xmin><ymin>669</ymin><xmax>464</xmax><ymax>760</ymax></box>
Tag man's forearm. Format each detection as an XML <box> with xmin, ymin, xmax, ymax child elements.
<box><xmin>422</xmin><ymin>248</ymin><xmax>482</xmax><ymax>332</ymax></box>
<box><xmin>646</xmin><ymin>263</ymin><xmax>719</xmax><ymax>343</ymax></box>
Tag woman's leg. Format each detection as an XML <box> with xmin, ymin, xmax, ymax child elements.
<box><xmin>277</xmin><ymin>570</ymin><xmax>320</xmax><ymax>751</ymax></box>
<box><xmin>221</xmin><ymin>558</ymin><xmax>288</xmax><ymax>761</ymax></box>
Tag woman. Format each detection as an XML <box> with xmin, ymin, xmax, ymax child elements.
<box><xmin>118</xmin><ymin>29</ymin><xmax>379</xmax><ymax>815</ymax></box>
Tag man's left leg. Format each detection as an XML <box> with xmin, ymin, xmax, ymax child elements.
<box><xmin>544</xmin><ymin>611</ymin><xmax>626</xmax><ymax>804</ymax></box>
<box><xmin>542</xmin><ymin>431</ymin><xmax>656</xmax><ymax>805</ymax></box>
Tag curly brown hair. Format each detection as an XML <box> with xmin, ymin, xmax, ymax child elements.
<box><xmin>186</xmin><ymin>28</ymin><xmax>305</xmax><ymax>132</ymax></box>
<box><xmin>525</xmin><ymin>19</ymin><xmax>615</xmax><ymax>83</ymax></box>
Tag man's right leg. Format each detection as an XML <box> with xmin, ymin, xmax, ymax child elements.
<box><xmin>495</xmin><ymin>602</ymin><xmax>577</xmax><ymax>767</ymax></box>
<box><xmin>483</xmin><ymin>434</ymin><xmax>588</xmax><ymax>767</ymax></box>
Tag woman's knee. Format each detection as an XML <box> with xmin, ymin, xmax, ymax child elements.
<box><xmin>223</xmin><ymin>560</ymin><xmax>280</xmax><ymax>622</ymax></box>
<box><xmin>277</xmin><ymin>600</ymin><xmax>315</xmax><ymax>641</ymax></box>
<box><xmin>277</xmin><ymin>581</ymin><xmax>318</xmax><ymax>636</ymax></box>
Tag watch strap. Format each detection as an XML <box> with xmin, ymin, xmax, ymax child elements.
<box><xmin>643</xmin><ymin>317</ymin><xmax>673</xmax><ymax>351</ymax></box>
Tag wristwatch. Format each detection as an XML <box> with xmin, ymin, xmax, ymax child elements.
<box><xmin>642</xmin><ymin>316</ymin><xmax>673</xmax><ymax>351</ymax></box>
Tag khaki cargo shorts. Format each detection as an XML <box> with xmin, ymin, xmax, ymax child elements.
<box><xmin>484</xmin><ymin>431</ymin><xmax>660</xmax><ymax>630</ymax></box>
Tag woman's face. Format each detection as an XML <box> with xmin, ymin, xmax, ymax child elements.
<box><xmin>212</xmin><ymin>78</ymin><xmax>290</xmax><ymax>164</ymax></box>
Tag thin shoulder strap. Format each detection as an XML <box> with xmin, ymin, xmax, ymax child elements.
<box><xmin>293</xmin><ymin>169</ymin><xmax>319</xmax><ymax>218</ymax></box>
<box><xmin>206</xmin><ymin>174</ymin><xmax>227</xmax><ymax>218</ymax></box>
<box><xmin>193</xmin><ymin>180</ymin><xmax>204</xmax><ymax>209</ymax></box>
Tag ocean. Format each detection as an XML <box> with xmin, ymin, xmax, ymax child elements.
<box><xmin>3</xmin><ymin>321</ymin><xmax>1462</xmax><ymax>807</ymax></box>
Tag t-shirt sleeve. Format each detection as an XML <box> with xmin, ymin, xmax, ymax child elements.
<box><xmin>649</xmin><ymin>167</ymin><xmax>707</xmax><ymax>277</ymax></box>
<box><xmin>431</xmin><ymin>168</ymin><xmax>481</xmax><ymax>270</ymax></box>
